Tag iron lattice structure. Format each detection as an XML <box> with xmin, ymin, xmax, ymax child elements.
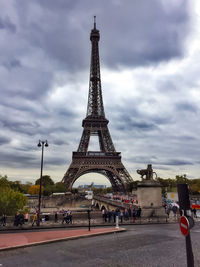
<box><xmin>63</xmin><ymin>19</ymin><xmax>133</xmax><ymax>192</ymax></box>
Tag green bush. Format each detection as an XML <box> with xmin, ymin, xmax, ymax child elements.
<box><xmin>0</xmin><ymin>187</ymin><xmax>27</xmax><ymax>216</ymax></box>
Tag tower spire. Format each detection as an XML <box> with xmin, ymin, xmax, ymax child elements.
<box><xmin>87</xmin><ymin>16</ymin><xmax>104</xmax><ymax>118</ymax></box>
<box><xmin>94</xmin><ymin>15</ymin><xmax>96</xmax><ymax>29</ymax></box>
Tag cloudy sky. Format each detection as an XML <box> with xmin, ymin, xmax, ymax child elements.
<box><xmin>0</xmin><ymin>0</ymin><xmax>200</xmax><ymax>186</ymax></box>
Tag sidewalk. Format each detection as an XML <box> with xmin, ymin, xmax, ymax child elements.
<box><xmin>0</xmin><ymin>227</ymin><xmax>125</xmax><ymax>251</ymax></box>
<box><xmin>0</xmin><ymin>215</ymin><xmax>187</xmax><ymax>232</ymax></box>
<box><xmin>1</xmin><ymin>214</ymin><xmax>198</xmax><ymax>232</ymax></box>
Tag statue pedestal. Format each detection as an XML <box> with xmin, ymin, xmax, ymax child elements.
<box><xmin>137</xmin><ymin>180</ymin><xmax>166</xmax><ymax>217</ymax></box>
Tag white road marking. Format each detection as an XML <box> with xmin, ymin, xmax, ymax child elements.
<box><xmin>180</xmin><ymin>223</ymin><xmax>188</xmax><ymax>229</ymax></box>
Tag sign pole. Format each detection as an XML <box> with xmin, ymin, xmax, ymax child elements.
<box><xmin>177</xmin><ymin>184</ymin><xmax>194</xmax><ymax>267</ymax></box>
<box><xmin>184</xmin><ymin>210</ymin><xmax>194</xmax><ymax>267</ymax></box>
<box><xmin>87</xmin><ymin>209</ymin><xmax>91</xmax><ymax>231</ymax></box>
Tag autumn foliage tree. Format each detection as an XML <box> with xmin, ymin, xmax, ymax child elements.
<box><xmin>28</xmin><ymin>185</ymin><xmax>44</xmax><ymax>195</ymax></box>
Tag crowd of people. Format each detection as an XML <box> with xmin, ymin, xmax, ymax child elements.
<box><xmin>62</xmin><ymin>210</ymin><xmax>72</xmax><ymax>224</ymax></box>
<box><xmin>101</xmin><ymin>207</ymin><xmax>142</xmax><ymax>223</ymax></box>
<box><xmin>0</xmin><ymin>203</ymin><xmax>198</xmax><ymax>228</ymax></box>
<box><xmin>164</xmin><ymin>203</ymin><xmax>198</xmax><ymax>219</ymax></box>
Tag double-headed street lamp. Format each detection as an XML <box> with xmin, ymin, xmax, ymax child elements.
<box><xmin>37</xmin><ymin>140</ymin><xmax>48</xmax><ymax>226</ymax></box>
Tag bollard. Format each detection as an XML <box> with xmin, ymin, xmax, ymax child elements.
<box><xmin>116</xmin><ymin>215</ymin><xmax>119</xmax><ymax>229</ymax></box>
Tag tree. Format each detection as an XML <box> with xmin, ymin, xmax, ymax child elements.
<box><xmin>53</xmin><ymin>182</ymin><xmax>66</xmax><ymax>193</ymax></box>
<box><xmin>35</xmin><ymin>175</ymin><xmax>54</xmax><ymax>187</ymax></box>
<box><xmin>28</xmin><ymin>185</ymin><xmax>44</xmax><ymax>195</ymax></box>
<box><xmin>35</xmin><ymin>175</ymin><xmax>55</xmax><ymax>196</ymax></box>
<box><xmin>43</xmin><ymin>185</ymin><xmax>54</xmax><ymax>196</ymax></box>
<box><xmin>189</xmin><ymin>179</ymin><xmax>200</xmax><ymax>195</ymax></box>
<box><xmin>0</xmin><ymin>175</ymin><xmax>10</xmax><ymax>188</ymax></box>
<box><xmin>127</xmin><ymin>181</ymin><xmax>138</xmax><ymax>192</ymax></box>
<box><xmin>175</xmin><ymin>174</ymin><xmax>189</xmax><ymax>185</ymax></box>
<box><xmin>9</xmin><ymin>180</ymin><xmax>23</xmax><ymax>192</ymax></box>
<box><xmin>0</xmin><ymin>187</ymin><xmax>27</xmax><ymax>216</ymax></box>
<box><xmin>92</xmin><ymin>188</ymin><xmax>107</xmax><ymax>195</ymax></box>
<box><xmin>20</xmin><ymin>182</ymin><xmax>33</xmax><ymax>194</ymax></box>
<box><xmin>106</xmin><ymin>187</ymin><xmax>113</xmax><ymax>193</ymax></box>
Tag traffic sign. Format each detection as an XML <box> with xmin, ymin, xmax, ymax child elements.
<box><xmin>179</xmin><ymin>216</ymin><xmax>190</xmax><ymax>236</ymax></box>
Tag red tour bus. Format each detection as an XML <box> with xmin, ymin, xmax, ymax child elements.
<box><xmin>191</xmin><ymin>204</ymin><xmax>200</xmax><ymax>210</ymax></box>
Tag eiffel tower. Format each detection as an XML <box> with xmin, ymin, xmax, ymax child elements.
<box><xmin>63</xmin><ymin>17</ymin><xmax>133</xmax><ymax>192</ymax></box>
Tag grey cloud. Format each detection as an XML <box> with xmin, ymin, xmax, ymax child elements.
<box><xmin>57</xmin><ymin>109</ymin><xmax>76</xmax><ymax>118</ymax></box>
<box><xmin>0</xmin><ymin>152</ymin><xmax>37</xmax><ymax>168</ymax></box>
<box><xmin>3</xmin><ymin>58</ymin><xmax>21</xmax><ymax>70</ymax></box>
<box><xmin>45</xmin><ymin>157</ymin><xmax>66</xmax><ymax>166</ymax></box>
<box><xmin>0</xmin><ymin>16</ymin><xmax>16</xmax><ymax>33</ymax></box>
<box><xmin>52</xmin><ymin>139</ymin><xmax>69</xmax><ymax>146</ymax></box>
<box><xmin>0</xmin><ymin>67</ymin><xmax>53</xmax><ymax>101</ymax></box>
<box><xmin>100</xmin><ymin>0</ymin><xmax>190</xmax><ymax>68</ymax></box>
<box><xmin>182</xmin><ymin>136</ymin><xmax>197</xmax><ymax>141</ymax></box>
<box><xmin>113</xmin><ymin>105</ymin><xmax>162</xmax><ymax>132</ymax></box>
<box><xmin>11</xmin><ymin>0</ymin><xmax>190</xmax><ymax>74</ymax></box>
<box><xmin>157</xmin><ymin>79</ymin><xmax>179</xmax><ymax>93</ymax></box>
<box><xmin>154</xmin><ymin>166</ymin><xmax>172</xmax><ymax>171</ymax></box>
<box><xmin>1</xmin><ymin>120</ymin><xmax>40</xmax><ymax>136</ymax></box>
<box><xmin>129</xmin><ymin>156</ymin><xmax>193</xmax><ymax>166</ymax></box>
<box><xmin>33</xmin><ymin>0</ymin><xmax>77</xmax><ymax>11</ymax></box>
<box><xmin>1</xmin><ymin>117</ymin><xmax>75</xmax><ymax>137</ymax></box>
<box><xmin>110</xmin><ymin>97</ymin><xmax>172</xmax><ymax>129</ymax></box>
<box><xmin>129</xmin><ymin>156</ymin><xmax>158</xmax><ymax>165</ymax></box>
<box><xmin>162</xmin><ymin>159</ymin><xmax>193</xmax><ymax>166</ymax></box>
<box><xmin>117</xmin><ymin>121</ymin><xmax>157</xmax><ymax>132</ymax></box>
<box><xmin>176</xmin><ymin>101</ymin><xmax>197</xmax><ymax>113</ymax></box>
<box><xmin>0</xmin><ymin>136</ymin><xmax>10</xmax><ymax>145</ymax></box>
<box><xmin>152</xmin><ymin>116</ymin><xmax>172</xmax><ymax>126</ymax></box>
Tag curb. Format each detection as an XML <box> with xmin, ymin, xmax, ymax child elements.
<box><xmin>0</xmin><ymin>228</ymin><xmax>126</xmax><ymax>252</ymax></box>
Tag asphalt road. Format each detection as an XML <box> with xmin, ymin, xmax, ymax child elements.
<box><xmin>0</xmin><ymin>222</ymin><xmax>200</xmax><ymax>267</ymax></box>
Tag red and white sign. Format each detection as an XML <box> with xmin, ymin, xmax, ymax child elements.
<box><xmin>179</xmin><ymin>216</ymin><xmax>190</xmax><ymax>236</ymax></box>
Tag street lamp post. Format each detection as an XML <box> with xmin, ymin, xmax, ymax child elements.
<box><xmin>37</xmin><ymin>140</ymin><xmax>48</xmax><ymax>226</ymax></box>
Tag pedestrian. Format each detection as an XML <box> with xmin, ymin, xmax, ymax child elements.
<box><xmin>179</xmin><ymin>208</ymin><xmax>183</xmax><ymax>216</ymax></box>
<box><xmin>0</xmin><ymin>214</ymin><xmax>6</xmax><ymax>226</ymax></box>
<box><xmin>111</xmin><ymin>210</ymin><xmax>116</xmax><ymax>223</ymax></box>
<box><xmin>54</xmin><ymin>211</ymin><xmax>58</xmax><ymax>223</ymax></box>
<box><xmin>166</xmin><ymin>205</ymin><xmax>171</xmax><ymax>218</ymax></box>
<box><xmin>19</xmin><ymin>212</ymin><xmax>24</xmax><ymax>225</ymax></box>
<box><xmin>128</xmin><ymin>207</ymin><xmax>132</xmax><ymax>218</ymax></box>
<box><xmin>137</xmin><ymin>207</ymin><xmax>142</xmax><ymax>218</ymax></box>
<box><xmin>119</xmin><ymin>210</ymin><xmax>124</xmax><ymax>223</ymax></box>
<box><xmin>32</xmin><ymin>213</ymin><xmax>38</xmax><ymax>226</ymax></box>
<box><xmin>172</xmin><ymin>205</ymin><xmax>178</xmax><ymax>218</ymax></box>
<box><xmin>62</xmin><ymin>211</ymin><xmax>66</xmax><ymax>224</ymax></box>
<box><xmin>14</xmin><ymin>212</ymin><xmax>20</xmax><ymax>226</ymax></box>
<box><xmin>67</xmin><ymin>210</ymin><xmax>72</xmax><ymax>224</ymax></box>
<box><xmin>115</xmin><ymin>208</ymin><xmax>120</xmax><ymax>217</ymax></box>
<box><xmin>193</xmin><ymin>208</ymin><xmax>197</xmax><ymax>218</ymax></box>
<box><xmin>104</xmin><ymin>210</ymin><xmax>108</xmax><ymax>222</ymax></box>
<box><xmin>124</xmin><ymin>209</ymin><xmax>129</xmax><ymax>221</ymax></box>
<box><xmin>102</xmin><ymin>208</ymin><xmax>105</xmax><ymax>222</ymax></box>
<box><xmin>108</xmin><ymin>210</ymin><xmax>112</xmax><ymax>223</ymax></box>
<box><xmin>24</xmin><ymin>213</ymin><xmax>29</xmax><ymax>224</ymax></box>
<box><xmin>132</xmin><ymin>208</ymin><xmax>137</xmax><ymax>223</ymax></box>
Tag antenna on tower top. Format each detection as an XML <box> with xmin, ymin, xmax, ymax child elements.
<box><xmin>94</xmin><ymin>16</ymin><xmax>96</xmax><ymax>29</ymax></box>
